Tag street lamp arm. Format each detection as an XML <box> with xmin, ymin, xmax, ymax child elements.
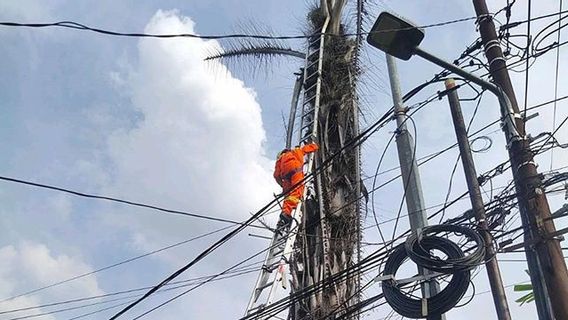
<box><xmin>413</xmin><ymin>46</ymin><xmax>521</xmax><ymax>142</ymax></box>
<box><xmin>413</xmin><ymin>46</ymin><xmax>498</xmax><ymax>94</ymax></box>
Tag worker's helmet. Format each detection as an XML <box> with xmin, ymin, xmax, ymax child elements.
<box><xmin>277</xmin><ymin>149</ymin><xmax>290</xmax><ymax>159</ymax></box>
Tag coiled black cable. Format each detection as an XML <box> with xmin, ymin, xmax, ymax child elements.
<box><xmin>405</xmin><ymin>225</ymin><xmax>486</xmax><ymax>273</ymax></box>
<box><xmin>382</xmin><ymin>237</ymin><xmax>471</xmax><ymax>318</ymax></box>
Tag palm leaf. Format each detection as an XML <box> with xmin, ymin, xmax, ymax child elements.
<box><xmin>205</xmin><ymin>45</ymin><xmax>304</xmax><ymax>61</ymax></box>
<box><xmin>514</xmin><ymin>283</ymin><xmax>535</xmax><ymax>305</ymax></box>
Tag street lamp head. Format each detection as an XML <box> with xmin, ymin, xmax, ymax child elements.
<box><xmin>367</xmin><ymin>12</ymin><xmax>424</xmax><ymax>60</ymax></box>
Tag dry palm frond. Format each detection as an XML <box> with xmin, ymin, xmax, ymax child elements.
<box><xmin>205</xmin><ymin>20</ymin><xmax>305</xmax><ymax>76</ymax></box>
<box><xmin>205</xmin><ymin>43</ymin><xmax>304</xmax><ymax>61</ymax></box>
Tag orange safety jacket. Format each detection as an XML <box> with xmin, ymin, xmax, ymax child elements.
<box><xmin>273</xmin><ymin>143</ymin><xmax>319</xmax><ymax>191</ymax></box>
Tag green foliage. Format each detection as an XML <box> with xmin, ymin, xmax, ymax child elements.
<box><xmin>514</xmin><ymin>283</ymin><xmax>535</xmax><ymax>305</ymax></box>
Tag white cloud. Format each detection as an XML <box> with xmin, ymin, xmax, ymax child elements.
<box><xmin>102</xmin><ymin>10</ymin><xmax>277</xmax><ymax>248</ymax></box>
<box><xmin>0</xmin><ymin>0</ymin><xmax>53</xmax><ymax>21</ymax></box>
<box><xmin>0</xmin><ymin>243</ymin><xmax>103</xmax><ymax>320</ymax></box>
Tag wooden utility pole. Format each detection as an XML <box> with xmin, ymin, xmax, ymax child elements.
<box><xmin>472</xmin><ymin>1</ymin><xmax>568</xmax><ymax>318</ymax></box>
<box><xmin>445</xmin><ymin>79</ymin><xmax>511</xmax><ymax>320</ymax></box>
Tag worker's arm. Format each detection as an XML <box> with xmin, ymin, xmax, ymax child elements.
<box><xmin>273</xmin><ymin>165</ymin><xmax>283</xmax><ymax>187</ymax></box>
<box><xmin>300</xmin><ymin>142</ymin><xmax>319</xmax><ymax>154</ymax></box>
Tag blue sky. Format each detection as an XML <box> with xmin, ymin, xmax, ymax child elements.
<box><xmin>0</xmin><ymin>1</ymin><xmax>566</xmax><ymax>319</ymax></box>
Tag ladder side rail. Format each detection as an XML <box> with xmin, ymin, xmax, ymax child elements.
<box><xmin>297</xmin><ymin>44</ymin><xmax>312</xmax><ymax>143</ymax></box>
<box><xmin>264</xmin><ymin>153</ymin><xmax>316</xmax><ymax>316</ymax></box>
<box><xmin>245</xmin><ymin>15</ymin><xmax>329</xmax><ymax>318</ymax></box>
<box><xmin>312</xmin><ymin>16</ymin><xmax>333</xmax><ymax>280</ymax></box>
<box><xmin>245</xmin><ymin>228</ymin><xmax>288</xmax><ymax>314</ymax></box>
<box><xmin>286</xmin><ymin>73</ymin><xmax>304</xmax><ymax>149</ymax></box>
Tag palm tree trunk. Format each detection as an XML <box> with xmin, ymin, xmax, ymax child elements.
<box><xmin>292</xmin><ymin>2</ymin><xmax>361</xmax><ymax>319</ymax></box>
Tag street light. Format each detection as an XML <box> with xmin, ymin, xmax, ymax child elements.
<box><xmin>367</xmin><ymin>12</ymin><xmax>424</xmax><ymax>60</ymax></box>
<box><xmin>366</xmin><ymin>11</ymin><xmax>519</xmax><ymax>320</ymax></box>
<box><xmin>366</xmin><ymin>11</ymin><xmax>520</xmax><ymax>142</ymax></box>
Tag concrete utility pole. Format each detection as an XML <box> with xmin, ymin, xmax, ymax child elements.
<box><xmin>472</xmin><ymin>1</ymin><xmax>568</xmax><ymax>318</ymax></box>
<box><xmin>386</xmin><ymin>54</ymin><xmax>444</xmax><ymax>320</ymax></box>
<box><xmin>444</xmin><ymin>79</ymin><xmax>511</xmax><ymax>320</ymax></box>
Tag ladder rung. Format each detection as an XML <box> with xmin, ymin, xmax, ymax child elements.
<box><xmin>309</xmin><ymin>37</ymin><xmax>321</xmax><ymax>47</ymax></box>
<box><xmin>301</xmin><ymin>110</ymin><xmax>314</xmax><ymax>118</ymax></box>
<box><xmin>304</xmin><ymin>82</ymin><xmax>318</xmax><ymax>93</ymax></box>
<box><xmin>307</xmin><ymin>49</ymin><xmax>320</xmax><ymax>60</ymax></box>
<box><xmin>256</xmin><ymin>281</ymin><xmax>274</xmax><ymax>292</ymax></box>
<box><xmin>263</xmin><ymin>262</ymin><xmax>279</xmax><ymax>273</ymax></box>
<box><xmin>302</xmin><ymin>121</ymin><xmax>314</xmax><ymax>130</ymax></box>
<box><xmin>306</xmin><ymin>59</ymin><xmax>319</xmax><ymax>70</ymax></box>
<box><xmin>272</xmin><ymin>248</ymin><xmax>284</xmax><ymax>257</ymax></box>
<box><xmin>303</xmin><ymin>93</ymin><xmax>316</xmax><ymax>105</ymax></box>
<box><xmin>304</xmin><ymin>70</ymin><xmax>319</xmax><ymax>81</ymax></box>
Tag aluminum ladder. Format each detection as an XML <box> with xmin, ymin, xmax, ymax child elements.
<box><xmin>243</xmin><ymin>17</ymin><xmax>330</xmax><ymax>320</ymax></box>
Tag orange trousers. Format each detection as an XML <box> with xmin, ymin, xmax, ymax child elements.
<box><xmin>282</xmin><ymin>171</ymin><xmax>305</xmax><ymax>216</ymax></box>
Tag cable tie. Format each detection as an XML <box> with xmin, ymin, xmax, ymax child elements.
<box><xmin>517</xmin><ymin>160</ymin><xmax>537</xmax><ymax>171</ymax></box>
<box><xmin>488</xmin><ymin>56</ymin><xmax>507</xmax><ymax>68</ymax></box>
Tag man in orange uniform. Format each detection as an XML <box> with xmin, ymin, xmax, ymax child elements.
<box><xmin>273</xmin><ymin>142</ymin><xmax>319</xmax><ymax>229</ymax></box>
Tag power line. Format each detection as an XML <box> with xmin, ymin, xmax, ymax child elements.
<box><xmin>1</xmin><ymin>10</ymin><xmax>567</xmax><ymax>42</ymax></box>
<box><xmin>0</xmin><ymin>176</ymin><xmax>269</xmax><ymax>228</ymax></box>
<box><xmin>0</xmin><ymin>17</ymin><xmax>479</xmax><ymax>41</ymax></box>
<box><xmin>0</xmin><ymin>224</ymin><xmax>234</xmax><ymax>304</ymax></box>
<box><xmin>3</xmin><ymin>6</ymin><xmax>567</xmax><ymax>320</ymax></box>
<box><xmin>4</xmin><ymin>265</ymin><xmax>263</xmax><ymax>320</ymax></box>
<box><xmin>106</xmin><ymin>96</ymin><xmax>398</xmax><ymax>319</ymax></box>
<box><xmin>233</xmin><ymin>158</ymin><xmax>555</xmax><ymax>319</ymax></box>
<box><xmin>4</xmin><ymin>43</ymin><xmax>566</xmax><ymax>318</ymax></box>
<box><xmin>551</xmin><ymin>0</ymin><xmax>564</xmax><ymax>170</ymax></box>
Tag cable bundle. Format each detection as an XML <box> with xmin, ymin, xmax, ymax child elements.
<box><xmin>382</xmin><ymin>237</ymin><xmax>471</xmax><ymax>318</ymax></box>
<box><xmin>405</xmin><ymin>225</ymin><xmax>486</xmax><ymax>273</ymax></box>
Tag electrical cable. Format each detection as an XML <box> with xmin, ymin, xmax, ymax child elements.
<box><xmin>8</xmin><ymin>16</ymin><xmax>568</xmax><ymax>318</ymax></box>
<box><xmin>106</xmin><ymin>91</ymin><xmax>399</xmax><ymax>319</ymax></box>
<box><xmin>0</xmin><ymin>176</ymin><xmax>268</xmax><ymax>228</ymax></box>
<box><xmin>370</xmin><ymin>130</ymin><xmax>396</xmax><ymax>244</ymax></box>
<box><xmin>382</xmin><ymin>237</ymin><xmax>471</xmax><ymax>318</ymax></box>
<box><xmin>405</xmin><ymin>225</ymin><xmax>486</xmax><ymax>273</ymax></box>
<box><xmin>255</xmin><ymin>170</ymin><xmax>521</xmax><ymax>319</ymax></box>
<box><xmin>0</xmin><ymin>9</ymin><xmax>564</xmax><ymax>43</ymax></box>
<box><xmin>4</xmin><ymin>8</ymin><xmax>568</xmax><ymax>320</ymax></box>
<box><xmin>550</xmin><ymin>0</ymin><xmax>564</xmax><ymax>170</ymax></box>
<box><xmin>238</xmin><ymin>157</ymin><xmax>539</xmax><ymax>320</ymax></box>
<box><xmin>3</xmin><ymin>264</ymin><xmax>263</xmax><ymax>320</ymax></box>
<box><xmin>500</xmin><ymin>9</ymin><xmax>568</xmax><ymax>31</ymax></box>
<box><xmin>0</xmin><ymin>261</ymin><xmax>264</xmax><ymax>317</ymax></box>
<box><xmin>5</xmin><ymin>58</ymin><xmax>447</xmax><ymax>320</ymax></box>
<box><xmin>0</xmin><ymin>17</ymin><xmax>481</xmax><ymax>41</ymax></box>
<box><xmin>10</xmin><ymin>228</ymin><xmax>291</xmax><ymax>320</ymax></box>
<box><xmin>522</xmin><ymin>0</ymin><xmax>532</xmax><ymax>120</ymax></box>
<box><xmin>534</xmin><ymin>115</ymin><xmax>568</xmax><ymax>156</ymax></box>
<box><xmin>389</xmin><ymin>115</ymin><xmax>419</xmax><ymax>243</ymax></box>
<box><xmin>0</xmin><ymin>224</ymin><xmax>235</xmax><ymax>303</ymax></box>
<box><xmin>109</xmin><ymin>44</ymin><xmax>489</xmax><ymax>320</ymax></box>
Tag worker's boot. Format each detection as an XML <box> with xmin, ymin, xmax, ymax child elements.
<box><xmin>276</xmin><ymin>213</ymin><xmax>292</xmax><ymax>236</ymax></box>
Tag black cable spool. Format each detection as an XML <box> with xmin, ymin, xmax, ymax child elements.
<box><xmin>405</xmin><ymin>224</ymin><xmax>486</xmax><ymax>273</ymax></box>
<box><xmin>382</xmin><ymin>237</ymin><xmax>471</xmax><ymax>318</ymax></box>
